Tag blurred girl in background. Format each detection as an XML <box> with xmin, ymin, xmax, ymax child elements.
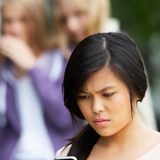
<box><xmin>52</xmin><ymin>0</ymin><xmax>118</xmax><ymax>58</ymax></box>
<box><xmin>0</xmin><ymin>0</ymin><xmax>83</xmax><ymax>160</ymax></box>
<box><xmin>52</xmin><ymin>0</ymin><xmax>157</xmax><ymax>130</ymax></box>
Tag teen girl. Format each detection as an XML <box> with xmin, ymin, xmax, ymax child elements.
<box><xmin>56</xmin><ymin>32</ymin><xmax>160</xmax><ymax>160</ymax></box>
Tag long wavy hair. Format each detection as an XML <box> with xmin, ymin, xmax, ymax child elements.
<box><xmin>62</xmin><ymin>32</ymin><xmax>148</xmax><ymax>160</ymax></box>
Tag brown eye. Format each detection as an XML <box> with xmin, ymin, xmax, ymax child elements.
<box><xmin>78</xmin><ymin>95</ymin><xmax>90</xmax><ymax>99</ymax></box>
<box><xmin>2</xmin><ymin>18</ymin><xmax>11</xmax><ymax>24</ymax></box>
<box><xmin>103</xmin><ymin>93</ymin><xmax>113</xmax><ymax>97</ymax></box>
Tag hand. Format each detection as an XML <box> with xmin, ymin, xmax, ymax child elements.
<box><xmin>0</xmin><ymin>35</ymin><xmax>37</xmax><ymax>70</ymax></box>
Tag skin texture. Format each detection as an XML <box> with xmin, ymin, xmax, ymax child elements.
<box><xmin>76</xmin><ymin>67</ymin><xmax>133</xmax><ymax>137</ymax></box>
<box><xmin>59</xmin><ymin>0</ymin><xmax>89</xmax><ymax>45</ymax></box>
<box><xmin>0</xmin><ymin>2</ymin><xmax>38</xmax><ymax>75</ymax></box>
<box><xmin>1</xmin><ymin>2</ymin><xmax>35</xmax><ymax>43</ymax></box>
<box><xmin>76</xmin><ymin>66</ymin><xmax>160</xmax><ymax>160</ymax></box>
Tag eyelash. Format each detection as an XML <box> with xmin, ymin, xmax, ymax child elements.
<box><xmin>78</xmin><ymin>95</ymin><xmax>90</xmax><ymax>99</ymax></box>
<box><xmin>103</xmin><ymin>93</ymin><xmax>113</xmax><ymax>97</ymax></box>
<box><xmin>78</xmin><ymin>93</ymin><xmax>114</xmax><ymax>99</ymax></box>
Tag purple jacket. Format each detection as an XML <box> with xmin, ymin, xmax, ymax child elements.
<box><xmin>0</xmin><ymin>49</ymin><xmax>83</xmax><ymax>160</ymax></box>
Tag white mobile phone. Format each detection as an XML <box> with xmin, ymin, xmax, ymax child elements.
<box><xmin>54</xmin><ymin>156</ymin><xmax>77</xmax><ymax>160</ymax></box>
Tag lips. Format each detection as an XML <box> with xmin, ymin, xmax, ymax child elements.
<box><xmin>94</xmin><ymin>118</ymin><xmax>110</xmax><ymax>126</ymax></box>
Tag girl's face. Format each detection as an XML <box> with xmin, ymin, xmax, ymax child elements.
<box><xmin>1</xmin><ymin>2</ymin><xmax>35</xmax><ymax>44</ymax></box>
<box><xmin>76</xmin><ymin>67</ymin><xmax>137</xmax><ymax>137</ymax></box>
<box><xmin>59</xmin><ymin>0</ymin><xmax>89</xmax><ymax>45</ymax></box>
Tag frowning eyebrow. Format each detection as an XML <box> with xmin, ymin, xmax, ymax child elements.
<box><xmin>78</xmin><ymin>85</ymin><xmax>116</xmax><ymax>94</ymax></box>
<box><xmin>97</xmin><ymin>85</ymin><xmax>116</xmax><ymax>93</ymax></box>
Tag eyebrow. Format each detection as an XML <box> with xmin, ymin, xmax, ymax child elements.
<box><xmin>78</xmin><ymin>85</ymin><xmax>116</xmax><ymax>94</ymax></box>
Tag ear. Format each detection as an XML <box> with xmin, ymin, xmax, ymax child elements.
<box><xmin>135</xmin><ymin>94</ymin><xmax>140</xmax><ymax>101</ymax></box>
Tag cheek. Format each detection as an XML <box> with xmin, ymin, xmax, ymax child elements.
<box><xmin>80</xmin><ymin>15</ymin><xmax>89</xmax><ymax>31</ymax></box>
<box><xmin>77</xmin><ymin>100</ymin><xmax>91</xmax><ymax>120</ymax></box>
<box><xmin>77</xmin><ymin>101</ymin><xmax>86</xmax><ymax>115</ymax></box>
<box><xmin>2</xmin><ymin>24</ymin><xmax>10</xmax><ymax>34</ymax></box>
<box><xmin>110</xmin><ymin>93</ymin><xmax>131</xmax><ymax>117</ymax></box>
<box><xmin>107</xmin><ymin>95</ymin><xmax>132</xmax><ymax>134</ymax></box>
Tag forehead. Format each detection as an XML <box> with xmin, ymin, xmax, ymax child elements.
<box><xmin>2</xmin><ymin>1</ymin><xmax>28</xmax><ymax>18</ymax></box>
<box><xmin>59</xmin><ymin>0</ymin><xmax>88</xmax><ymax>14</ymax></box>
<box><xmin>81</xmin><ymin>67</ymin><xmax>126</xmax><ymax>92</ymax></box>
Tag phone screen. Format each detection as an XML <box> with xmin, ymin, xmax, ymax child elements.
<box><xmin>54</xmin><ymin>156</ymin><xmax>77</xmax><ymax>160</ymax></box>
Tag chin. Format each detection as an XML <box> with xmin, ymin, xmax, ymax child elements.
<box><xmin>99</xmin><ymin>132</ymin><xmax>115</xmax><ymax>137</ymax></box>
<box><xmin>94</xmin><ymin>128</ymin><xmax>116</xmax><ymax>137</ymax></box>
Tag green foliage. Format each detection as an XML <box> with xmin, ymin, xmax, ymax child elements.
<box><xmin>111</xmin><ymin>0</ymin><xmax>160</xmax><ymax>60</ymax></box>
<box><xmin>111</xmin><ymin>1</ymin><xmax>160</xmax><ymax>118</ymax></box>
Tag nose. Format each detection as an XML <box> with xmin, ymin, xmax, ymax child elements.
<box><xmin>92</xmin><ymin>98</ymin><xmax>104</xmax><ymax>114</ymax></box>
<box><xmin>66</xmin><ymin>17</ymin><xmax>79</xmax><ymax>34</ymax></box>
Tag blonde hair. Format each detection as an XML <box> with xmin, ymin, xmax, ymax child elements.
<box><xmin>0</xmin><ymin>0</ymin><xmax>54</xmax><ymax>63</ymax></box>
<box><xmin>52</xmin><ymin>0</ymin><xmax>111</xmax><ymax>57</ymax></box>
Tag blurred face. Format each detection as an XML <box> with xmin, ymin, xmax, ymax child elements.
<box><xmin>1</xmin><ymin>2</ymin><xmax>35</xmax><ymax>44</ymax></box>
<box><xmin>59</xmin><ymin>0</ymin><xmax>89</xmax><ymax>45</ymax></box>
<box><xmin>76</xmin><ymin>67</ymin><xmax>137</xmax><ymax>137</ymax></box>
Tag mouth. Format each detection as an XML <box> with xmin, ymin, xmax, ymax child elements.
<box><xmin>94</xmin><ymin>118</ymin><xmax>110</xmax><ymax>126</ymax></box>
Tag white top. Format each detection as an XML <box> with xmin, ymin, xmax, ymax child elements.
<box><xmin>3</xmin><ymin>69</ymin><xmax>55</xmax><ymax>160</ymax></box>
<box><xmin>137</xmin><ymin>143</ymin><xmax>160</xmax><ymax>160</ymax></box>
<box><xmin>1</xmin><ymin>50</ymin><xmax>63</xmax><ymax>160</ymax></box>
<box><xmin>13</xmin><ymin>75</ymin><xmax>54</xmax><ymax>160</ymax></box>
<box><xmin>56</xmin><ymin>143</ymin><xmax>160</xmax><ymax>160</ymax></box>
<box><xmin>12</xmin><ymin>50</ymin><xmax>63</xmax><ymax>159</ymax></box>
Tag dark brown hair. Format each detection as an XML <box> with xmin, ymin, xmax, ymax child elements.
<box><xmin>63</xmin><ymin>32</ymin><xmax>148</xmax><ymax>159</ymax></box>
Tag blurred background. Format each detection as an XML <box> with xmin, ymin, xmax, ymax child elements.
<box><xmin>0</xmin><ymin>0</ymin><xmax>160</xmax><ymax>159</ymax></box>
<box><xmin>1</xmin><ymin>0</ymin><xmax>160</xmax><ymax>130</ymax></box>
<box><xmin>110</xmin><ymin>0</ymin><xmax>160</xmax><ymax>131</ymax></box>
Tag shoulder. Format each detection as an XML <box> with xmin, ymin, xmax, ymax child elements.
<box><xmin>138</xmin><ymin>131</ymin><xmax>160</xmax><ymax>160</ymax></box>
<box><xmin>138</xmin><ymin>143</ymin><xmax>160</xmax><ymax>160</ymax></box>
<box><xmin>152</xmin><ymin>143</ymin><xmax>160</xmax><ymax>158</ymax></box>
<box><xmin>55</xmin><ymin>145</ymin><xmax>72</xmax><ymax>158</ymax></box>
